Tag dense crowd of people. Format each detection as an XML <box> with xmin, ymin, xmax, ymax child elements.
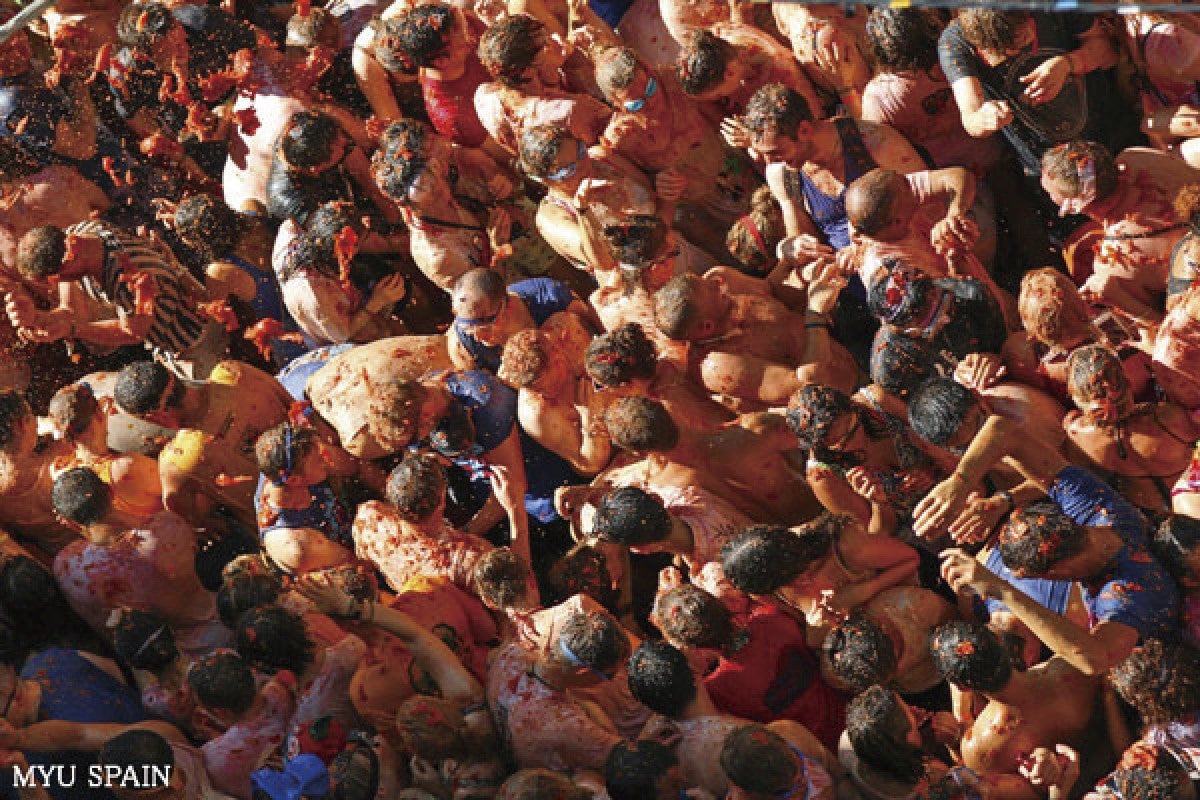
<box><xmin>0</xmin><ymin>0</ymin><xmax>1199</xmax><ymax>797</ymax></box>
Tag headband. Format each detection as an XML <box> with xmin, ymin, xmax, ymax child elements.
<box><xmin>740</xmin><ymin>214</ymin><xmax>769</xmax><ymax>261</ymax></box>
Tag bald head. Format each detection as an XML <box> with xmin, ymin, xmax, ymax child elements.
<box><xmin>846</xmin><ymin>168</ymin><xmax>909</xmax><ymax>239</ymax></box>
<box><xmin>452</xmin><ymin>268</ymin><xmax>507</xmax><ymax>320</ymax></box>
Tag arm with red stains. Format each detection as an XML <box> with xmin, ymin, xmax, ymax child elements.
<box><xmin>822</xmin><ymin>523</ymin><xmax>919</xmax><ymax>615</ymax></box>
<box><xmin>941</xmin><ymin>549</ymin><xmax>1139</xmax><ymax>676</ymax></box>
<box><xmin>480</xmin><ymin>431</ymin><xmax>532</xmax><ymax>570</ymax></box>
<box><xmin>0</xmin><ymin>718</ymin><xmax>186</xmax><ymax>753</ymax></box>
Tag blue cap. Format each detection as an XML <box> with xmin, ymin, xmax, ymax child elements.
<box><xmin>250</xmin><ymin>754</ymin><xmax>331</xmax><ymax>800</ymax></box>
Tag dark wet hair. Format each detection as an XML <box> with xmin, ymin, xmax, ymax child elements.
<box><xmin>545</xmin><ymin>543</ymin><xmax>616</xmax><ymax>608</ymax></box>
<box><xmin>653</xmin><ymin>584</ymin><xmax>736</xmax><ymax>651</ymax></box>
<box><xmin>281</xmin><ymin>230</ymin><xmax>340</xmax><ymax>281</ymax></box>
<box><xmin>846</xmin><ymin>168</ymin><xmax>908</xmax><ymax>238</ymax></box>
<box><xmin>48</xmin><ymin>383</ymin><xmax>99</xmax><ymax>439</ymax></box>
<box><xmin>394</xmin><ymin>696</ymin><xmax>468</xmax><ymax>762</ymax></box>
<box><xmin>676</xmin><ymin>29</ymin><xmax>735</xmax><ymax>96</ymax></box>
<box><xmin>930</xmin><ymin>620</ymin><xmax>1012</xmax><ymax>692</ymax></box>
<box><xmin>720</xmin><ymin>725</ymin><xmax>800</xmax><ymax>796</ymax></box>
<box><xmin>174</xmin><ymin>194</ymin><xmax>244</xmax><ymax>262</ymax></box>
<box><xmin>1042</xmin><ymin>141</ymin><xmax>1120</xmax><ymax>205</ymax></box>
<box><xmin>0</xmin><ymin>137</ymin><xmax>44</xmax><ymax>183</ymax></box>
<box><xmin>454</xmin><ymin>267</ymin><xmax>508</xmax><ymax>311</ymax></box>
<box><xmin>907</xmin><ymin>376</ymin><xmax>975</xmax><ymax>446</ymax></box>
<box><xmin>866</xmin><ymin>8</ymin><xmax>941</xmax><ymax>73</ymax></box>
<box><xmin>595</xmin><ymin>46</ymin><xmax>640</xmax><ymax>98</ymax></box>
<box><xmin>743</xmin><ymin>83</ymin><xmax>813</xmax><ymax>140</ymax></box>
<box><xmin>371</xmin><ymin>17</ymin><xmax>416</xmax><ymax>74</ymax></box>
<box><xmin>1152</xmin><ymin>514</ymin><xmax>1200</xmax><ymax>585</ymax></box>
<box><xmin>558</xmin><ymin>608</ymin><xmax>629</xmax><ymax>674</ymax></box>
<box><xmin>16</xmin><ymin>225</ymin><xmax>66</xmax><ymax>280</ymax></box>
<box><xmin>217</xmin><ymin>572</ymin><xmax>284</xmax><ymax>628</ymax></box>
<box><xmin>591</xmin><ymin>487</ymin><xmax>671</xmax><ymax>546</ymax></box>
<box><xmin>235</xmin><ymin>606</ymin><xmax>315</xmax><ymax>675</ymax></box>
<box><xmin>957</xmin><ymin>9</ymin><xmax>1031</xmax><ymax>53</ymax></box>
<box><xmin>391</xmin><ymin>4</ymin><xmax>458</xmax><ymax>68</ymax></box>
<box><xmin>866</xmin><ymin>261</ymin><xmax>935</xmax><ymax>326</ymax></box>
<box><xmin>308</xmin><ymin>201</ymin><xmax>366</xmax><ymax>243</ymax></box>
<box><xmin>478</xmin><ymin>14</ymin><xmax>545</xmax><ymax>86</ymax></box>
<box><xmin>1111</xmin><ymin>747</ymin><xmax>1193</xmax><ymax>800</ymax></box>
<box><xmin>585</xmin><ymin>324</ymin><xmax>657</xmax><ymax>388</ymax></box>
<box><xmin>0</xmin><ymin>391</ymin><xmax>28</xmax><ymax>452</ymax></box>
<box><xmin>786</xmin><ymin>384</ymin><xmax>856</xmax><ymax>454</ymax></box>
<box><xmin>846</xmin><ymin>685</ymin><xmax>926</xmax><ymax>784</ymax></box>
<box><xmin>871</xmin><ymin>329</ymin><xmax>948</xmax><ymax>398</ymax></box>
<box><xmin>626</xmin><ymin>640</ymin><xmax>696</xmax><ymax>716</ymax></box>
<box><xmin>474</xmin><ymin>548</ymin><xmax>532</xmax><ymax>610</ymax></box>
<box><xmin>824</xmin><ymin>613</ymin><xmax>898</xmax><ymax>693</ymax></box>
<box><xmin>255</xmin><ymin>423</ymin><xmax>320</xmax><ymax>486</ymax></box>
<box><xmin>281</xmin><ymin>111</ymin><xmax>342</xmax><ymax>170</ymax></box>
<box><xmin>287</xmin><ymin>6</ymin><xmax>340</xmax><ymax>49</ymax></box>
<box><xmin>721</xmin><ymin>515</ymin><xmax>842</xmax><ymax>595</ymax></box>
<box><xmin>100</xmin><ymin>730</ymin><xmax>175</xmax><ymax>777</ymax></box>
<box><xmin>386</xmin><ymin>454</ymin><xmax>447</xmax><ymax>521</ymax></box>
<box><xmin>189</xmin><ymin>651</ymin><xmax>256</xmax><ymax>713</ymax></box>
<box><xmin>112</xmin><ymin>609</ymin><xmax>179</xmax><ymax>671</ymax></box>
<box><xmin>1111</xmin><ymin>640</ymin><xmax>1200</xmax><ymax>728</ymax></box>
<box><xmin>603</xmin><ymin>215</ymin><xmax>670</xmax><ymax>271</ymax></box>
<box><xmin>114</xmin><ymin>361</ymin><xmax>182</xmax><ymax>415</ymax></box>
<box><xmin>998</xmin><ymin>500</ymin><xmax>1086</xmax><ymax>577</ymax></box>
<box><xmin>653</xmin><ymin>274</ymin><xmax>702</xmax><ymax>340</ymax></box>
<box><xmin>116</xmin><ymin>2</ymin><xmax>176</xmax><ymax>51</ymax></box>
<box><xmin>518</xmin><ymin>125</ymin><xmax>571</xmax><ymax>179</ymax></box>
<box><xmin>373</xmin><ymin>119</ymin><xmax>432</xmax><ymax>202</ymax></box>
<box><xmin>605</xmin><ymin>739</ymin><xmax>679</xmax><ymax>800</ymax></box>
<box><xmin>52</xmin><ymin>466</ymin><xmax>113</xmax><ymax>527</ymax></box>
<box><xmin>605</xmin><ymin>396</ymin><xmax>679</xmax><ymax>452</ymax></box>
<box><xmin>0</xmin><ymin>556</ymin><xmax>57</xmax><ymax>617</ymax></box>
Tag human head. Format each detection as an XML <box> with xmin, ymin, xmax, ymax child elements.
<box><xmin>845</xmin><ymin>685</ymin><xmax>926</xmax><ymax>785</ymax></box>
<box><xmin>1152</xmin><ymin>514</ymin><xmax>1200</xmax><ymax>590</ymax></box>
<box><xmin>188</xmin><ymin>651</ymin><xmax>256</xmax><ymax>714</ymax></box>
<box><xmin>235</xmin><ymin>606</ymin><xmax>315</xmax><ymax>675</ymax></box>
<box><xmin>374</xmin><ymin>120</ymin><xmax>438</xmax><ymax>207</ymax></box>
<box><xmin>47</xmin><ymin>382</ymin><xmax>100</xmax><ymax>440</ymax></box>
<box><xmin>386</xmin><ymin>453</ymin><xmax>447</xmax><ymax>522</ymax></box>
<box><xmin>727</xmin><ymin>186</ymin><xmax>785</xmax><ymax>276</ymax></box>
<box><xmin>1018</xmin><ymin>267</ymin><xmax>1093</xmax><ymax>346</ymax></box>
<box><xmin>605</xmin><ymin>739</ymin><xmax>682</xmax><ymax>800</ymax></box>
<box><xmin>1112</xmin><ymin>639</ymin><xmax>1200</xmax><ymax>728</ymax></box>
<box><xmin>0</xmin><ymin>555</ymin><xmax>57</xmax><ymax>618</ymax></box>
<box><xmin>478</xmin><ymin>14</ymin><xmax>548</xmax><ymax>87</ymax></box>
<box><xmin>590</xmin><ymin>487</ymin><xmax>672</xmax><ymax>548</ymax></box>
<box><xmin>473</xmin><ymin>548</ymin><xmax>534</xmax><ymax>612</ymax></box>
<box><xmin>846</xmin><ymin>169</ymin><xmax>915</xmax><ymax>240</ymax></box>
<box><xmin>675</xmin><ymin>29</ymin><xmax>737</xmax><ymax>98</ymax></box>
<box><xmin>585</xmin><ymin>324</ymin><xmax>657</xmax><ymax>388</ymax></box>
<box><xmin>653</xmin><ymin>274</ymin><xmax>731</xmax><ymax>341</ymax></box>
<box><xmin>495</xmin><ymin>770</ymin><xmax>591</xmax><ymax>800</ymax></box>
<box><xmin>626</xmin><ymin>640</ymin><xmax>696</xmax><ymax>716</ymax></box>
<box><xmin>870</xmin><ymin>329</ymin><xmax>947</xmax><ymax>399</ymax></box>
<box><xmin>1066</xmin><ymin>344</ymin><xmax>1134</xmax><ymax>423</ymax></box>
<box><xmin>0</xmin><ymin>137</ymin><xmax>42</xmax><ymax>185</ymax></box>
<box><xmin>390</xmin><ymin>4</ymin><xmax>467</xmax><ymax>70</ymax></box>
<box><xmin>786</xmin><ymin>384</ymin><xmax>856</xmax><ymax>455</ymax></box>
<box><xmin>500</xmin><ymin>334</ymin><xmax>557</xmax><ymax>393</ymax></box>
<box><xmin>545</xmin><ymin>543</ymin><xmax>616</xmax><ymax>608</ymax></box>
<box><xmin>0</xmin><ymin>391</ymin><xmax>31</xmax><ymax>453</ymax></box>
<box><xmin>653</xmin><ymin>584</ymin><xmax>735</xmax><ymax>651</ymax></box>
<box><xmin>394</xmin><ymin>696</ymin><xmax>468</xmax><ymax>764</ymax></box>
<box><xmin>517</xmin><ymin>125</ymin><xmax>572</xmax><ymax>180</ymax></box>
<box><xmin>720</xmin><ymin>725</ymin><xmax>804</xmax><ymax>797</ymax></box>
<box><xmin>280</xmin><ymin>111</ymin><xmax>346</xmax><ymax>172</ymax></box>
<box><xmin>452</xmin><ymin>268</ymin><xmax>507</xmax><ymax>326</ymax></box>
<box><xmin>998</xmin><ymin>500</ymin><xmax>1087</xmax><ymax>578</ymax></box>
<box><xmin>602</xmin><ymin>215</ymin><xmax>674</xmax><ymax>281</ymax></box>
<box><xmin>287</xmin><ymin>6</ymin><xmax>341</xmax><ymax>51</ymax></box>
<box><xmin>957</xmin><ymin>9</ymin><xmax>1033</xmax><ymax>56</ymax></box>
<box><xmin>595</xmin><ymin>47</ymin><xmax>656</xmax><ymax>110</ymax></box>
<box><xmin>174</xmin><ymin>194</ymin><xmax>245</xmax><ymax>262</ymax></box>
<box><xmin>743</xmin><ymin>83</ymin><xmax>814</xmax><ymax>165</ymax></box>
<box><xmin>100</xmin><ymin>730</ymin><xmax>176</xmax><ymax>800</ymax></box>
<box><xmin>16</xmin><ymin>225</ymin><xmax>66</xmax><ymax>281</ymax></box>
<box><xmin>930</xmin><ymin>620</ymin><xmax>1013</xmax><ymax>692</ymax></box>
<box><xmin>604</xmin><ymin>396</ymin><xmax>679</xmax><ymax>453</ymax></box>
<box><xmin>116</xmin><ymin>3</ymin><xmax>182</xmax><ymax>59</ymax></box>
<box><xmin>113</xmin><ymin>361</ymin><xmax>184</xmax><ymax>419</ymax></box>
<box><xmin>1108</xmin><ymin>745</ymin><xmax>1197</xmax><ymax>800</ymax></box>
<box><xmin>823</xmin><ymin>613</ymin><xmax>898</xmax><ymax>693</ymax></box>
<box><xmin>907</xmin><ymin>376</ymin><xmax>981</xmax><ymax>449</ymax></box>
<box><xmin>112</xmin><ymin>609</ymin><xmax>178</xmax><ymax>672</ymax></box>
<box><xmin>256</xmin><ymin>423</ymin><xmax>323</xmax><ymax>487</ymax></box>
<box><xmin>721</xmin><ymin>515</ymin><xmax>841</xmax><ymax>595</ymax></box>
<box><xmin>217</xmin><ymin>572</ymin><xmax>284</xmax><ymax>628</ymax></box>
<box><xmin>554</xmin><ymin>608</ymin><xmax>630</xmax><ymax>685</ymax></box>
<box><xmin>1041</xmin><ymin>141</ymin><xmax>1119</xmax><ymax>217</ymax></box>
<box><xmin>51</xmin><ymin>466</ymin><xmax>113</xmax><ymax>528</ymax></box>
<box><xmin>865</xmin><ymin>260</ymin><xmax>935</xmax><ymax>328</ymax></box>
<box><xmin>865</xmin><ymin>8</ymin><xmax>942</xmax><ymax>73</ymax></box>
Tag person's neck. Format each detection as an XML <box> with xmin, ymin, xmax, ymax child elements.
<box><xmin>807</xmin><ymin>123</ymin><xmax>843</xmax><ymax>170</ymax></box>
<box><xmin>1080</xmin><ymin>527</ymin><xmax>1124</xmax><ymax>583</ymax></box>
<box><xmin>677</xmin><ymin>685</ymin><xmax>718</xmax><ymax>719</ymax></box>
<box><xmin>425</xmin><ymin>58</ymin><xmax>467</xmax><ymax>82</ymax></box>
<box><xmin>408</xmin><ymin>512</ymin><xmax>449</xmax><ymax>538</ymax></box>
<box><xmin>987</xmin><ymin>670</ymin><xmax>1031</xmax><ymax>707</ymax></box>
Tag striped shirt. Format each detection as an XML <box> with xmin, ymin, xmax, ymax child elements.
<box><xmin>68</xmin><ymin>220</ymin><xmax>207</xmax><ymax>357</ymax></box>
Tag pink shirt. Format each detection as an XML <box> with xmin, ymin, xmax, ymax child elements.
<box><xmin>202</xmin><ymin>676</ymin><xmax>296</xmax><ymax>800</ymax></box>
<box><xmin>487</xmin><ymin>642</ymin><xmax>622</xmax><ymax>771</ymax></box>
<box><xmin>353</xmin><ymin>501</ymin><xmax>493</xmax><ymax>595</ymax></box>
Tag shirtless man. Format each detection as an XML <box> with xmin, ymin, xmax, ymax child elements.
<box><xmin>1040</xmin><ymin>143</ymin><xmax>1200</xmax><ymax>325</ymax></box>
<box><xmin>0</xmin><ymin>391</ymin><xmax>78</xmax><ymax>554</ymax></box>
<box><xmin>1063</xmin><ymin>344</ymin><xmax>1198</xmax><ymax>512</ymax></box>
<box><xmin>653</xmin><ymin>260</ymin><xmax>857</xmax><ymax>406</ymax></box>
<box><xmin>929</xmin><ymin>621</ymin><xmax>1106</xmax><ymax>800</ymax></box>
<box><xmin>772</xmin><ymin>3</ymin><xmax>871</xmax><ymax>118</ymax></box>
<box><xmin>604</xmin><ymin>395</ymin><xmax>820</xmax><ymax>523</ymax></box>
<box><xmin>112</xmin><ymin>359</ymin><xmax>292</xmax><ymax>527</ymax></box>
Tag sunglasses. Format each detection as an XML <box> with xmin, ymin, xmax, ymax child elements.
<box><xmin>623</xmin><ymin>75</ymin><xmax>658</xmax><ymax>112</ymax></box>
<box><xmin>546</xmin><ymin>139</ymin><xmax>587</xmax><ymax>182</ymax></box>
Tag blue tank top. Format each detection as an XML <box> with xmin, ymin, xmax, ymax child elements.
<box><xmin>453</xmin><ymin>278</ymin><xmax>574</xmax><ymax>374</ymax></box>
<box><xmin>797</xmin><ymin>118</ymin><xmax>878</xmax><ymax>252</ymax></box>
<box><xmin>276</xmin><ymin>343</ymin><xmax>355</xmax><ymax>401</ymax></box>
<box><xmin>258</xmin><ymin>480</ymin><xmax>354</xmax><ymax>550</ymax></box>
<box><xmin>224</xmin><ymin>253</ymin><xmax>308</xmax><ymax>368</ymax></box>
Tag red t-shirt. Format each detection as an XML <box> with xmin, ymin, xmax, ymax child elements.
<box><xmin>703</xmin><ymin>600</ymin><xmax>847</xmax><ymax>750</ymax></box>
<box><xmin>420</xmin><ymin>25</ymin><xmax>491</xmax><ymax>148</ymax></box>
